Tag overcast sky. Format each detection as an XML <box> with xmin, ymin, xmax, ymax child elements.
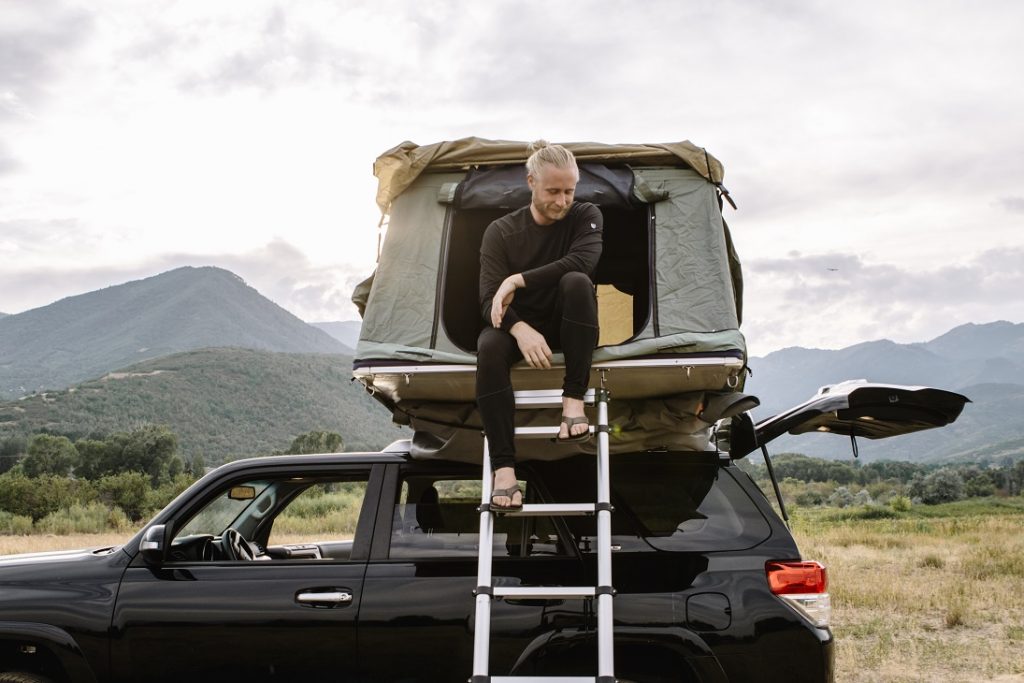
<box><xmin>2</xmin><ymin>0</ymin><xmax>1022</xmax><ymax>356</ymax></box>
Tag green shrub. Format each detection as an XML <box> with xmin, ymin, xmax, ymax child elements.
<box><xmin>144</xmin><ymin>472</ymin><xmax>197</xmax><ymax>516</ymax></box>
<box><xmin>0</xmin><ymin>473</ymin><xmax>96</xmax><ymax>520</ymax></box>
<box><xmin>827</xmin><ymin>505</ymin><xmax>900</xmax><ymax>521</ymax></box>
<box><xmin>0</xmin><ymin>510</ymin><xmax>34</xmax><ymax>535</ymax></box>
<box><xmin>36</xmin><ymin>502</ymin><xmax>132</xmax><ymax>534</ymax></box>
<box><xmin>890</xmin><ymin>495</ymin><xmax>912</xmax><ymax>512</ymax></box>
<box><xmin>96</xmin><ymin>472</ymin><xmax>150</xmax><ymax>521</ymax></box>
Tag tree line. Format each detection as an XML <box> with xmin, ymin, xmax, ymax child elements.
<box><xmin>0</xmin><ymin>426</ymin><xmax>345</xmax><ymax>533</ymax></box>
<box><xmin>741</xmin><ymin>452</ymin><xmax>1024</xmax><ymax>507</ymax></box>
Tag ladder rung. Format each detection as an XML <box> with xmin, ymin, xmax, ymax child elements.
<box><xmin>494</xmin><ymin>586</ymin><xmax>594</xmax><ymax>600</ymax></box>
<box><xmin>514</xmin><ymin>425</ymin><xmax>595</xmax><ymax>439</ymax></box>
<box><xmin>505</xmin><ymin>503</ymin><xmax>594</xmax><ymax>517</ymax></box>
<box><xmin>492</xmin><ymin>678</ymin><xmax>596</xmax><ymax>682</ymax></box>
<box><xmin>513</xmin><ymin>388</ymin><xmax>596</xmax><ymax>408</ymax></box>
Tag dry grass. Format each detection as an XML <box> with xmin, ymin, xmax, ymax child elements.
<box><xmin>0</xmin><ymin>532</ymin><xmax>135</xmax><ymax>556</ymax></box>
<box><xmin>792</xmin><ymin>504</ymin><xmax>1024</xmax><ymax>683</ymax></box>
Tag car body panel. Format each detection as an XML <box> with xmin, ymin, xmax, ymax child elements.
<box><xmin>0</xmin><ymin>448</ymin><xmax>843</xmax><ymax>682</ymax></box>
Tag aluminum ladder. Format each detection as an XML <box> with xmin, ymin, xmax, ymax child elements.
<box><xmin>472</xmin><ymin>382</ymin><xmax>615</xmax><ymax>683</ymax></box>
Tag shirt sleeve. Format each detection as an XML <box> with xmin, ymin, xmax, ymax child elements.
<box><xmin>520</xmin><ymin>203</ymin><xmax>603</xmax><ymax>289</ymax></box>
<box><xmin>479</xmin><ymin>221</ymin><xmax>523</xmax><ymax>330</ymax></box>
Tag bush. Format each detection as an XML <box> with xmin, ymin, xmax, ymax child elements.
<box><xmin>96</xmin><ymin>472</ymin><xmax>150</xmax><ymax>521</ymax></box>
<box><xmin>828</xmin><ymin>486</ymin><xmax>855</xmax><ymax>508</ymax></box>
<box><xmin>0</xmin><ymin>510</ymin><xmax>34</xmax><ymax>535</ymax></box>
<box><xmin>22</xmin><ymin>435</ymin><xmax>79</xmax><ymax>477</ymax></box>
<box><xmin>36</xmin><ymin>502</ymin><xmax>133</xmax><ymax>534</ymax></box>
<box><xmin>854</xmin><ymin>489</ymin><xmax>874</xmax><ymax>506</ymax></box>
<box><xmin>920</xmin><ymin>469</ymin><xmax>965</xmax><ymax>505</ymax></box>
<box><xmin>0</xmin><ymin>473</ymin><xmax>96</xmax><ymax>520</ymax></box>
<box><xmin>145</xmin><ymin>473</ymin><xmax>197</xmax><ymax>516</ymax></box>
<box><xmin>890</xmin><ymin>495</ymin><xmax>912</xmax><ymax>512</ymax></box>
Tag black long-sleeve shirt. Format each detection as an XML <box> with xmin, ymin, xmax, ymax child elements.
<box><xmin>479</xmin><ymin>202</ymin><xmax>603</xmax><ymax>330</ymax></box>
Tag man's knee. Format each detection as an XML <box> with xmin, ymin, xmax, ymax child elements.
<box><xmin>558</xmin><ymin>271</ymin><xmax>594</xmax><ymax>295</ymax></box>
<box><xmin>477</xmin><ymin>328</ymin><xmax>514</xmax><ymax>368</ymax></box>
<box><xmin>559</xmin><ymin>272</ymin><xmax>597</xmax><ymax>316</ymax></box>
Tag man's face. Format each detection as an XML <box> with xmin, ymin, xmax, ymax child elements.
<box><xmin>528</xmin><ymin>164</ymin><xmax>578</xmax><ymax>225</ymax></box>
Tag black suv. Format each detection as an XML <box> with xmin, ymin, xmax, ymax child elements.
<box><xmin>0</xmin><ymin>382</ymin><xmax>968</xmax><ymax>683</ymax></box>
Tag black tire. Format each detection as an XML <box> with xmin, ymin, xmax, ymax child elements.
<box><xmin>0</xmin><ymin>673</ymin><xmax>55</xmax><ymax>683</ymax></box>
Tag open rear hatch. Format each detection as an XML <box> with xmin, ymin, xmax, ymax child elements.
<box><xmin>728</xmin><ymin>380</ymin><xmax>970</xmax><ymax>459</ymax></box>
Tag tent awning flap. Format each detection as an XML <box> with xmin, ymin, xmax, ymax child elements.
<box><xmin>374</xmin><ymin>137</ymin><xmax>725</xmax><ymax>213</ymax></box>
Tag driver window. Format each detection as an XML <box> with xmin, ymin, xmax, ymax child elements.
<box><xmin>169</xmin><ymin>475</ymin><xmax>370</xmax><ymax>563</ymax></box>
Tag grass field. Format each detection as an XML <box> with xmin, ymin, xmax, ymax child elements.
<box><xmin>3</xmin><ymin>498</ymin><xmax>1023</xmax><ymax>682</ymax></box>
<box><xmin>790</xmin><ymin>498</ymin><xmax>1024</xmax><ymax>683</ymax></box>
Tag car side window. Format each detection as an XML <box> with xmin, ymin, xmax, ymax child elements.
<box><xmin>535</xmin><ymin>453</ymin><xmax>772</xmax><ymax>553</ymax></box>
<box><xmin>389</xmin><ymin>475</ymin><xmax>571</xmax><ymax>559</ymax></box>
<box><xmin>266</xmin><ymin>480</ymin><xmax>369</xmax><ymax>560</ymax></box>
<box><xmin>168</xmin><ymin>475</ymin><xmax>370</xmax><ymax>563</ymax></box>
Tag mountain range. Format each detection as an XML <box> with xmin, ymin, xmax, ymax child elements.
<box><xmin>0</xmin><ymin>266</ymin><xmax>1020</xmax><ymax>465</ymax></box>
<box><xmin>310</xmin><ymin>320</ymin><xmax>361</xmax><ymax>352</ymax></box>
<box><xmin>0</xmin><ymin>347</ymin><xmax>402</xmax><ymax>463</ymax></box>
<box><xmin>745</xmin><ymin>321</ymin><xmax>1024</xmax><ymax>463</ymax></box>
<box><xmin>0</xmin><ymin>267</ymin><xmax>347</xmax><ymax>399</ymax></box>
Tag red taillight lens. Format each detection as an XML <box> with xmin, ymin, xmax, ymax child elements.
<box><xmin>766</xmin><ymin>560</ymin><xmax>828</xmax><ymax>595</ymax></box>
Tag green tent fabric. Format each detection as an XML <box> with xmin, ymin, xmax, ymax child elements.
<box><xmin>353</xmin><ymin>138</ymin><xmax>747</xmax><ymax>459</ymax></box>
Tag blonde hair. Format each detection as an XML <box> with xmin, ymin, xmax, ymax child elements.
<box><xmin>525</xmin><ymin>140</ymin><xmax>578</xmax><ymax>179</ymax></box>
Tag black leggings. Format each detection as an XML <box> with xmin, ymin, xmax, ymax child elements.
<box><xmin>476</xmin><ymin>272</ymin><xmax>599</xmax><ymax>471</ymax></box>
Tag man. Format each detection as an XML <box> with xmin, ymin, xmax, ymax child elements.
<box><xmin>477</xmin><ymin>141</ymin><xmax>602</xmax><ymax>510</ymax></box>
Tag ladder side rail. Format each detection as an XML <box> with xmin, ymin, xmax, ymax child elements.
<box><xmin>595</xmin><ymin>388</ymin><xmax>615</xmax><ymax>680</ymax></box>
<box><xmin>473</xmin><ymin>438</ymin><xmax>496</xmax><ymax>679</ymax></box>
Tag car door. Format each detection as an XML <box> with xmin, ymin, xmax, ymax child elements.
<box><xmin>357</xmin><ymin>461</ymin><xmax>590</xmax><ymax>682</ymax></box>
<box><xmin>110</xmin><ymin>464</ymin><xmax>383</xmax><ymax>683</ymax></box>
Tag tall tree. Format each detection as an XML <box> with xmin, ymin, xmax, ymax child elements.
<box><xmin>22</xmin><ymin>435</ymin><xmax>79</xmax><ymax>477</ymax></box>
<box><xmin>286</xmin><ymin>431</ymin><xmax>344</xmax><ymax>455</ymax></box>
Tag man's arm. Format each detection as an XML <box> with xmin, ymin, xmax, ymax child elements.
<box><xmin>479</xmin><ymin>222</ymin><xmax>523</xmax><ymax>331</ymax></box>
<box><xmin>520</xmin><ymin>203</ymin><xmax>603</xmax><ymax>289</ymax></box>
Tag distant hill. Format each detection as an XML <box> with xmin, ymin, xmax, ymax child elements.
<box><xmin>0</xmin><ymin>267</ymin><xmax>347</xmax><ymax>399</ymax></box>
<box><xmin>311</xmin><ymin>320</ymin><xmax>361</xmax><ymax>351</ymax></box>
<box><xmin>746</xmin><ymin>321</ymin><xmax>1024</xmax><ymax>463</ymax></box>
<box><xmin>0</xmin><ymin>348</ymin><xmax>404</xmax><ymax>463</ymax></box>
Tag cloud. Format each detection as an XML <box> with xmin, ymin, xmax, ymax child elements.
<box><xmin>742</xmin><ymin>249</ymin><xmax>1024</xmax><ymax>354</ymax></box>
<box><xmin>999</xmin><ymin>197</ymin><xmax>1024</xmax><ymax>214</ymax></box>
<box><xmin>0</xmin><ymin>1</ymin><xmax>94</xmax><ymax>119</ymax></box>
<box><xmin>0</xmin><ymin>240</ymin><xmax>369</xmax><ymax>322</ymax></box>
<box><xmin>0</xmin><ymin>142</ymin><xmax>20</xmax><ymax>176</ymax></box>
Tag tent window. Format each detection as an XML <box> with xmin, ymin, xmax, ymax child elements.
<box><xmin>440</xmin><ymin>203</ymin><xmax>651</xmax><ymax>353</ymax></box>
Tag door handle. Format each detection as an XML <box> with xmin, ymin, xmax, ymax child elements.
<box><xmin>296</xmin><ymin>591</ymin><xmax>353</xmax><ymax>605</ymax></box>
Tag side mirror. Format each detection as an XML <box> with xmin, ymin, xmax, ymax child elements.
<box><xmin>139</xmin><ymin>524</ymin><xmax>167</xmax><ymax>565</ymax></box>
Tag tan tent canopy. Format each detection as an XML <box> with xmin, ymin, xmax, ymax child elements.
<box><xmin>373</xmin><ymin>137</ymin><xmax>726</xmax><ymax>214</ymax></box>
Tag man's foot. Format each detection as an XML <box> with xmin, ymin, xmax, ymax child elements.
<box><xmin>558</xmin><ymin>396</ymin><xmax>589</xmax><ymax>441</ymax></box>
<box><xmin>492</xmin><ymin>467</ymin><xmax>523</xmax><ymax>510</ymax></box>
<box><xmin>491</xmin><ymin>484</ymin><xmax>523</xmax><ymax>511</ymax></box>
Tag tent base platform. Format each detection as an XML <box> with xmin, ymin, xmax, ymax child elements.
<box><xmin>353</xmin><ymin>354</ymin><xmax>745</xmax><ymax>405</ymax></box>
<box><xmin>353</xmin><ymin>354</ymin><xmax>749</xmax><ymax>462</ymax></box>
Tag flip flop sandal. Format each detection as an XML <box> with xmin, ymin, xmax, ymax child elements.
<box><xmin>490</xmin><ymin>484</ymin><xmax>523</xmax><ymax>511</ymax></box>
<box><xmin>555</xmin><ymin>415</ymin><xmax>591</xmax><ymax>444</ymax></box>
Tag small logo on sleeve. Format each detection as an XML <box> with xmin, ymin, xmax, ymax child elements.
<box><xmin>590</xmin><ymin>223</ymin><xmax>597</xmax><ymax>229</ymax></box>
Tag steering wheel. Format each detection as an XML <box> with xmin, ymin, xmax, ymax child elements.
<box><xmin>222</xmin><ymin>527</ymin><xmax>256</xmax><ymax>561</ymax></box>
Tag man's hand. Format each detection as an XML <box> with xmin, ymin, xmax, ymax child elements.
<box><xmin>510</xmin><ymin>321</ymin><xmax>552</xmax><ymax>369</ymax></box>
<box><xmin>490</xmin><ymin>274</ymin><xmax>525</xmax><ymax>328</ymax></box>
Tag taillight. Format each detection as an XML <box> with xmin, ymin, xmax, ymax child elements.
<box><xmin>766</xmin><ymin>560</ymin><xmax>831</xmax><ymax>628</ymax></box>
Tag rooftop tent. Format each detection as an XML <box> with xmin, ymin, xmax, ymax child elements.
<box><xmin>352</xmin><ymin>138</ymin><xmax>748</xmax><ymax>460</ymax></box>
